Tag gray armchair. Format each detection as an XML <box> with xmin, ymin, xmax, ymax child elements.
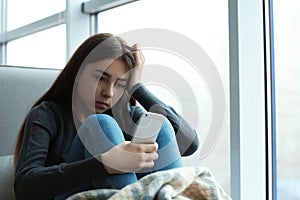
<box><xmin>0</xmin><ymin>65</ymin><xmax>60</xmax><ymax>199</ymax></box>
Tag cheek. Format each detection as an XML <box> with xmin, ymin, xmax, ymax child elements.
<box><xmin>77</xmin><ymin>79</ymin><xmax>97</xmax><ymax>102</ymax></box>
<box><xmin>95</xmin><ymin>84</ymin><xmax>103</xmax><ymax>97</ymax></box>
<box><xmin>112</xmin><ymin>88</ymin><xmax>126</xmax><ymax>103</ymax></box>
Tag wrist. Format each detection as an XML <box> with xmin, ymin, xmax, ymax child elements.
<box><xmin>101</xmin><ymin>153</ymin><xmax>122</xmax><ymax>174</ymax></box>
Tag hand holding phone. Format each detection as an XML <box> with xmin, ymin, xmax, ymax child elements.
<box><xmin>131</xmin><ymin>112</ymin><xmax>165</xmax><ymax>144</ymax></box>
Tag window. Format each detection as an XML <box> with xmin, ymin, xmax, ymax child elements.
<box><xmin>273</xmin><ymin>0</ymin><xmax>300</xmax><ymax>199</ymax></box>
<box><xmin>7</xmin><ymin>0</ymin><xmax>65</xmax><ymax>31</ymax></box>
<box><xmin>97</xmin><ymin>0</ymin><xmax>230</xmax><ymax>193</ymax></box>
<box><xmin>7</xmin><ymin>25</ymin><xmax>66</xmax><ymax>69</ymax></box>
<box><xmin>2</xmin><ymin>0</ymin><xmax>67</xmax><ymax>68</ymax></box>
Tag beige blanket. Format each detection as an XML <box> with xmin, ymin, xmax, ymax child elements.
<box><xmin>67</xmin><ymin>166</ymin><xmax>231</xmax><ymax>200</ymax></box>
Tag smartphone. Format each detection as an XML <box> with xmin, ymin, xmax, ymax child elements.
<box><xmin>131</xmin><ymin>112</ymin><xmax>165</xmax><ymax>144</ymax></box>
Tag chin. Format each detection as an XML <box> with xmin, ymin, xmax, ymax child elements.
<box><xmin>95</xmin><ymin>110</ymin><xmax>104</xmax><ymax>114</ymax></box>
<box><xmin>95</xmin><ymin>108</ymin><xmax>110</xmax><ymax>114</ymax></box>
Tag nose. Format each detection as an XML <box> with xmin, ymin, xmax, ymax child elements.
<box><xmin>101</xmin><ymin>82</ymin><xmax>114</xmax><ymax>98</ymax></box>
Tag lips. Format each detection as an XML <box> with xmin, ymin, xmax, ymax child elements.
<box><xmin>95</xmin><ymin>101</ymin><xmax>110</xmax><ymax>109</ymax></box>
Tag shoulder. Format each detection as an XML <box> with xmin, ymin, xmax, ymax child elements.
<box><xmin>26</xmin><ymin>101</ymin><xmax>65</xmax><ymax>133</ymax></box>
<box><xmin>29</xmin><ymin>101</ymin><xmax>62</xmax><ymax>118</ymax></box>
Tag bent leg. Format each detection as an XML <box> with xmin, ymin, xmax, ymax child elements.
<box><xmin>68</xmin><ymin>114</ymin><xmax>137</xmax><ymax>189</ymax></box>
<box><xmin>137</xmin><ymin>118</ymin><xmax>183</xmax><ymax>178</ymax></box>
<box><xmin>155</xmin><ymin>119</ymin><xmax>183</xmax><ymax>170</ymax></box>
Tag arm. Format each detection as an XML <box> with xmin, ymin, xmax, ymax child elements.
<box><xmin>128</xmin><ymin>44</ymin><xmax>199</xmax><ymax>156</ymax></box>
<box><xmin>130</xmin><ymin>83</ymin><xmax>199</xmax><ymax>156</ymax></box>
<box><xmin>14</xmin><ymin>102</ymin><xmax>158</xmax><ymax>199</ymax></box>
<box><xmin>14</xmin><ymin>103</ymin><xmax>106</xmax><ymax>199</ymax></box>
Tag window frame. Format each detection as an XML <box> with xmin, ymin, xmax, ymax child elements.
<box><xmin>0</xmin><ymin>0</ymin><xmax>277</xmax><ymax>198</ymax></box>
<box><xmin>0</xmin><ymin>0</ymin><xmax>92</xmax><ymax>65</ymax></box>
<box><xmin>228</xmin><ymin>0</ymin><xmax>275</xmax><ymax>199</ymax></box>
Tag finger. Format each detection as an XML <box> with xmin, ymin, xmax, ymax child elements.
<box><xmin>141</xmin><ymin>151</ymin><xmax>159</xmax><ymax>162</ymax></box>
<box><xmin>142</xmin><ymin>143</ymin><xmax>158</xmax><ymax>153</ymax></box>
<box><xmin>142</xmin><ymin>160</ymin><xmax>155</xmax><ymax>169</ymax></box>
<box><xmin>135</xmin><ymin>46</ymin><xmax>145</xmax><ymax>62</ymax></box>
<box><xmin>132</xmin><ymin>49</ymin><xmax>143</xmax><ymax>60</ymax></box>
<box><xmin>153</xmin><ymin>142</ymin><xmax>158</xmax><ymax>151</ymax></box>
<box><xmin>131</xmin><ymin>143</ymin><xmax>156</xmax><ymax>153</ymax></box>
<box><xmin>147</xmin><ymin>151</ymin><xmax>159</xmax><ymax>161</ymax></box>
<box><xmin>132</xmin><ymin>43</ymin><xmax>139</xmax><ymax>51</ymax></box>
<box><xmin>132</xmin><ymin>51</ymin><xmax>142</xmax><ymax>66</ymax></box>
<box><xmin>138</xmin><ymin>50</ymin><xmax>145</xmax><ymax>64</ymax></box>
<box><xmin>131</xmin><ymin>44</ymin><xmax>145</xmax><ymax>66</ymax></box>
<box><xmin>140</xmin><ymin>152</ymin><xmax>158</xmax><ymax>168</ymax></box>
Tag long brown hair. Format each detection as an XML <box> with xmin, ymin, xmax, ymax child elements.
<box><xmin>14</xmin><ymin>33</ymin><xmax>136</xmax><ymax>166</ymax></box>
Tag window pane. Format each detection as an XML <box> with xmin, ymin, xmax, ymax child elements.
<box><xmin>7</xmin><ymin>25</ymin><xmax>66</xmax><ymax>69</ymax></box>
<box><xmin>273</xmin><ymin>0</ymin><xmax>300</xmax><ymax>199</ymax></box>
<box><xmin>97</xmin><ymin>0</ymin><xmax>230</xmax><ymax>193</ymax></box>
<box><xmin>7</xmin><ymin>0</ymin><xmax>65</xmax><ymax>31</ymax></box>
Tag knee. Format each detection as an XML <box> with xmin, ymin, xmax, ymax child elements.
<box><xmin>162</xmin><ymin>118</ymin><xmax>172</xmax><ymax>129</ymax></box>
<box><xmin>81</xmin><ymin>114</ymin><xmax>120</xmax><ymax>138</ymax></box>
<box><xmin>159</xmin><ymin>119</ymin><xmax>176</xmax><ymax>140</ymax></box>
<box><xmin>85</xmin><ymin>114</ymin><xmax>118</xmax><ymax>127</ymax></box>
<box><xmin>81</xmin><ymin>114</ymin><xmax>124</xmax><ymax>147</ymax></box>
<box><xmin>156</xmin><ymin>118</ymin><xmax>180</xmax><ymax>156</ymax></box>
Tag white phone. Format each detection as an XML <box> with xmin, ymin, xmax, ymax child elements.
<box><xmin>131</xmin><ymin>112</ymin><xmax>165</xmax><ymax>144</ymax></box>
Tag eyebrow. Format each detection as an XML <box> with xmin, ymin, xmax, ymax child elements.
<box><xmin>94</xmin><ymin>69</ymin><xmax>128</xmax><ymax>82</ymax></box>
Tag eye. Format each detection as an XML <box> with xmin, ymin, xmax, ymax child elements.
<box><xmin>115</xmin><ymin>80</ymin><xmax>127</xmax><ymax>89</ymax></box>
<box><xmin>99</xmin><ymin>76</ymin><xmax>105</xmax><ymax>81</ymax></box>
<box><xmin>96</xmin><ymin>75</ymin><xmax>106</xmax><ymax>83</ymax></box>
<box><xmin>116</xmin><ymin>83</ymin><xmax>126</xmax><ymax>89</ymax></box>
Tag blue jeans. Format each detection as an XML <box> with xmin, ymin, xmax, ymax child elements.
<box><xmin>56</xmin><ymin>114</ymin><xmax>182</xmax><ymax>199</ymax></box>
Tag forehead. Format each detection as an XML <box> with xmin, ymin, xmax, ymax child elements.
<box><xmin>86</xmin><ymin>58</ymin><xmax>130</xmax><ymax>78</ymax></box>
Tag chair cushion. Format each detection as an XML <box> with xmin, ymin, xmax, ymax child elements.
<box><xmin>0</xmin><ymin>155</ymin><xmax>14</xmax><ymax>199</ymax></box>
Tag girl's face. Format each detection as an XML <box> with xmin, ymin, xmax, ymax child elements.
<box><xmin>74</xmin><ymin>58</ymin><xmax>130</xmax><ymax>119</ymax></box>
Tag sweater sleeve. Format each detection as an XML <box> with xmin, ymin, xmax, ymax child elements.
<box><xmin>14</xmin><ymin>103</ymin><xmax>107</xmax><ymax>200</ymax></box>
<box><xmin>130</xmin><ymin>83</ymin><xmax>200</xmax><ymax>156</ymax></box>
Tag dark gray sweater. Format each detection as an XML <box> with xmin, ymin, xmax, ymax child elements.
<box><xmin>14</xmin><ymin>84</ymin><xmax>199</xmax><ymax>199</ymax></box>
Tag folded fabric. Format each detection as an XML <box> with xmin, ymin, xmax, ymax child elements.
<box><xmin>67</xmin><ymin>166</ymin><xmax>232</xmax><ymax>200</ymax></box>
